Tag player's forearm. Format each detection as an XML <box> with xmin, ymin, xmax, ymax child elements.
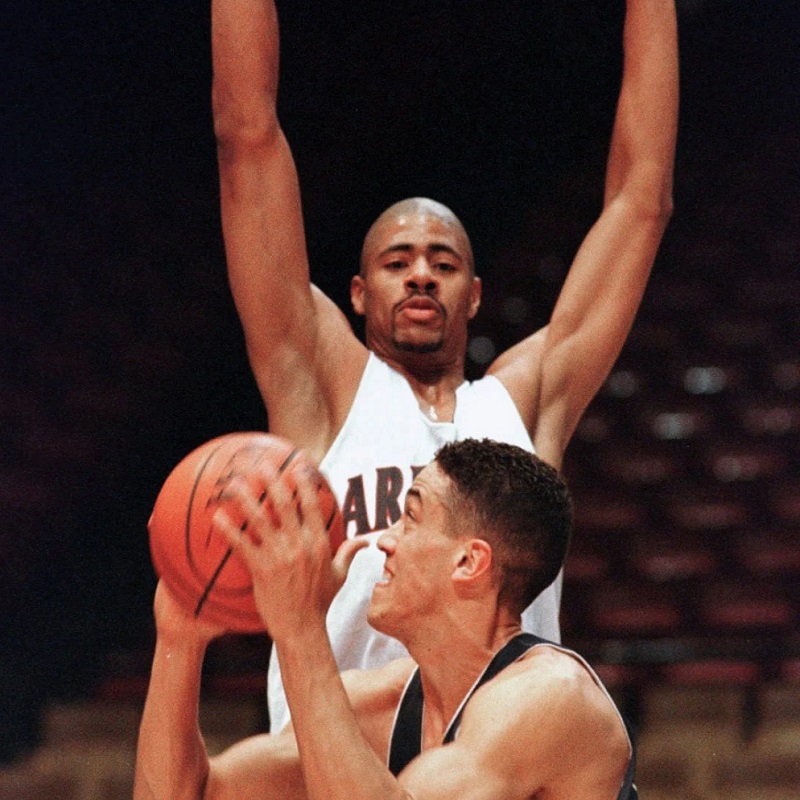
<box><xmin>211</xmin><ymin>0</ymin><xmax>281</xmax><ymax>146</ymax></box>
<box><xmin>604</xmin><ymin>0</ymin><xmax>679</xmax><ymax>214</ymax></box>
<box><xmin>276</xmin><ymin>627</ymin><xmax>408</xmax><ymax>800</ymax></box>
<box><xmin>133</xmin><ymin>639</ymin><xmax>211</xmax><ymax>800</ymax></box>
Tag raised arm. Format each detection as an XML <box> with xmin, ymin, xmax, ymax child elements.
<box><xmin>133</xmin><ymin>583</ymin><xmax>221</xmax><ymax>800</ymax></box>
<box><xmin>133</xmin><ymin>582</ymin><xmax>309</xmax><ymax>800</ymax></box>
<box><xmin>492</xmin><ymin>0</ymin><xmax>679</xmax><ymax>469</ymax></box>
<box><xmin>212</xmin><ymin>0</ymin><xmax>364</xmax><ymax>458</ymax></box>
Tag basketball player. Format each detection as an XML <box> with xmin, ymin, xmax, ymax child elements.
<box><xmin>134</xmin><ymin>438</ymin><xmax>637</xmax><ymax>800</ymax></box>
<box><xmin>211</xmin><ymin>0</ymin><xmax>678</xmax><ymax>729</ymax></box>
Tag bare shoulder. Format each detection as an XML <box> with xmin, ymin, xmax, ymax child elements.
<box><xmin>311</xmin><ymin>284</ymin><xmax>368</xmax><ymax>377</ymax></box>
<box><xmin>207</xmin><ymin>729</ymin><xmax>305</xmax><ymax>800</ymax></box>
<box><xmin>464</xmin><ymin>645</ymin><xmax>607</xmax><ymax>721</ymax></box>
<box><xmin>455</xmin><ymin>645</ymin><xmax>630</xmax><ymax>794</ymax></box>
<box><xmin>263</xmin><ymin>284</ymin><xmax>368</xmax><ymax>460</ymax></box>
<box><xmin>486</xmin><ymin>328</ymin><xmax>547</xmax><ymax>426</ymax></box>
<box><xmin>488</xmin><ymin>326</ymin><xmax>576</xmax><ymax>468</ymax></box>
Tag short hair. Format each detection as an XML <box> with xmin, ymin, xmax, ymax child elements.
<box><xmin>434</xmin><ymin>438</ymin><xmax>573</xmax><ymax>616</ymax></box>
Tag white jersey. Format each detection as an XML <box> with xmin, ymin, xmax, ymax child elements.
<box><xmin>267</xmin><ymin>353</ymin><xmax>563</xmax><ymax>729</ymax></box>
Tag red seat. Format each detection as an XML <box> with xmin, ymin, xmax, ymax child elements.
<box><xmin>596</xmin><ymin>442</ymin><xmax>686</xmax><ymax>488</ymax></box>
<box><xmin>703</xmin><ymin>441</ymin><xmax>788</xmax><ymax>484</ymax></box>
<box><xmin>660</xmin><ymin>659</ymin><xmax>761</xmax><ymax>686</ymax></box>
<box><xmin>563</xmin><ymin>536</ymin><xmax>613</xmax><ymax>584</ymax></box>
<box><xmin>735</xmin><ymin>399</ymin><xmax>800</xmax><ymax>438</ymax></box>
<box><xmin>628</xmin><ymin>532</ymin><xmax>719</xmax><ymax>583</ymax></box>
<box><xmin>571</xmin><ymin>493</ymin><xmax>647</xmax><ymax>535</ymax></box>
<box><xmin>571</xmin><ymin>409</ymin><xmax>615</xmax><ymax>446</ymax></box>
<box><xmin>768</xmin><ymin>480</ymin><xmax>800</xmax><ymax>525</ymax></box>
<box><xmin>658</xmin><ymin>486</ymin><xmax>751</xmax><ymax>532</ymax></box>
<box><xmin>733</xmin><ymin>527</ymin><xmax>800</xmax><ymax>579</ymax></box>
<box><xmin>765</xmin><ymin>355</ymin><xmax>800</xmax><ymax>394</ymax></box>
<box><xmin>699</xmin><ymin>581</ymin><xmax>795</xmax><ymax>633</ymax></box>
<box><xmin>588</xmin><ymin>583</ymin><xmax>683</xmax><ymax>637</ymax></box>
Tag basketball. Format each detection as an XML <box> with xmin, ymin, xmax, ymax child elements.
<box><xmin>148</xmin><ymin>432</ymin><xmax>344</xmax><ymax>633</ymax></box>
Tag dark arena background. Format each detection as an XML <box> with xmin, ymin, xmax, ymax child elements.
<box><xmin>2</xmin><ymin>1</ymin><xmax>799</xmax><ymax>796</ymax></box>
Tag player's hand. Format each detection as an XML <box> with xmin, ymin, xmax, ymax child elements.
<box><xmin>153</xmin><ymin>579</ymin><xmax>227</xmax><ymax>645</ymax></box>
<box><xmin>212</xmin><ymin>463</ymin><xmax>367</xmax><ymax>640</ymax></box>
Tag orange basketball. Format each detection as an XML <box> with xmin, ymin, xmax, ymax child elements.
<box><xmin>148</xmin><ymin>432</ymin><xmax>344</xmax><ymax>633</ymax></box>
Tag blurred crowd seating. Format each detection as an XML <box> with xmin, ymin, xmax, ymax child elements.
<box><xmin>1</xmin><ymin>94</ymin><xmax>798</xmax><ymax>800</ymax></box>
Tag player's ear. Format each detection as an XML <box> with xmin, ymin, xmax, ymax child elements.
<box><xmin>351</xmin><ymin>274</ymin><xmax>366</xmax><ymax>317</ymax></box>
<box><xmin>452</xmin><ymin>538</ymin><xmax>493</xmax><ymax>586</ymax></box>
<box><xmin>468</xmin><ymin>276</ymin><xmax>482</xmax><ymax>320</ymax></box>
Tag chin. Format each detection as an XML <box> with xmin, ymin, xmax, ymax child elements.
<box><xmin>367</xmin><ymin>604</ymin><xmax>394</xmax><ymax>638</ymax></box>
<box><xmin>392</xmin><ymin>337</ymin><xmax>444</xmax><ymax>354</ymax></box>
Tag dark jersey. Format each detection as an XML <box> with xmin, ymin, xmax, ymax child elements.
<box><xmin>388</xmin><ymin>633</ymin><xmax>637</xmax><ymax>800</ymax></box>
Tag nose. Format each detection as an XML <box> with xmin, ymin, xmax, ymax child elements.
<box><xmin>377</xmin><ymin>520</ymin><xmax>400</xmax><ymax>555</ymax></box>
<box><xmin>405</xmin><ymin>256</ymin><xmax>438</xmax><ymax>293</ymax></box>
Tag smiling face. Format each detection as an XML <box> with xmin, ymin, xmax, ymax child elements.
<box><xmin>367</xmin><ymin>462</ymin><xmax>465</xmax><ymax>641</ymax></box>
<box><xmin>351</xmin><ymin>199</ymin><xmax>481</xmax><ymax>362</ymax></box>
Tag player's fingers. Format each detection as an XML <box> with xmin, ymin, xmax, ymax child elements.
<box><xmin>212</xmin><ymin>506</ymin><xmax>259</xmax><ymax>567</ymax></box>
<box><xmin>293</xmin><ymin>466</ymin><xmax>325</xmax><ymax>539</ymax></box>
<box><xmin>332</xmin><ymin>537</ymin><xmax>369</xmax><ymax>585</ymax></box>
<box><xmin>224</xmin><ymin>476</ymin><xmax>279</xmax><ymax>543</ymax></box>
<box><xmin>258</xmin><ymin>462</ymin><xmax>295</xmax><ymax>529</ymax></box>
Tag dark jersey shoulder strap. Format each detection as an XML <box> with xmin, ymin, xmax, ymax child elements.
<box><xmin>442</xmin><ymin>633</ymin><xmax>543</xmax><ymax>744</ymax></box>
<box><xmin>388</xmin><ymin>633</ymin><xmax>544</xmax><ymax>775</ymax></box>
<box><xmin>620</xmin><ymin>722</ymin><xmax>639</xmax><ymax>800</ymax></box>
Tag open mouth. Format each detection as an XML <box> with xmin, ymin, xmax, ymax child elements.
<box><xmin>397</xmin><ymin>296</ymin><xmax>444</xmax><ymax>323</ymax></box>
<box><xmin>375</xmin><ymin>566</ymin><xmax>393</xmax><ymax>587</ymax></box>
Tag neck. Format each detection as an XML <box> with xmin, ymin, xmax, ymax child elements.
<box><xmin>368</xmin><ymin>334</ymin><xmax>467</xmax><ymax>385</ymax></box>
<box><xmin>406</xmin><ymin>616</ymin><xmax>523</xmax><ymax>744</ymax></box>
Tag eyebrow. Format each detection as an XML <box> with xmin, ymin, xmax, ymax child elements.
<box><xmin>405</xmin><ymin>487</ymin><xmax>423</xmax><ymax>511</ymax></box>
<box><xmin>378</xmin><ymin>243</ymin><xmax>463</xmax><ymax>261</ymax></box>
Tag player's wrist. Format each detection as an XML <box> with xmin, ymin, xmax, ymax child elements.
<box><xmin>154</xmin><ymin>628</ymin><xmax>213</xmax><ymax>657</ymax></box>
<box><xmin>267</xmin><ymin>607</ymin><xmax>329</xmax><ymax>651</ymax></box>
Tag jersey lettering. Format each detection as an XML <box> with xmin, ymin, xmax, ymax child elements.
<box><xmin>341</xmin><ymin>475</ymin><xmax>370</xmax><ymax>536</ymax></box>
<box><xmin>340</xmin><ymin>465</ymin><xmax>425</xmax><ymax>536</ymax></box>
<box><xmin>374</xmin><ymin>466</ymin><xmax>403</xmax><ymax>531</ymax></box>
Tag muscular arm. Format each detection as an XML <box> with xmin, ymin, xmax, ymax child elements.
<box><xmin>212</xmin><ymin>0</ymin><xmax>364</xmax><ymax>458</ymax></box>
<box><xmin>492</xmin><ymin>0</ymin><xmax>679</xmax><ymax>469</ymax></box>
<box><xmin>399</xmin><ymin>649</ymin><xmax>630</xmax><ymax>800</ymax></box>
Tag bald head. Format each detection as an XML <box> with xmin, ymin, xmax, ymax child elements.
<box><xmin>360</xmin><ymin>198</ymin><xmax>475</xmax><ymax>275</ymax></box>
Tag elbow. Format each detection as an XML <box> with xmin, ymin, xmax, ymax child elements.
<box><xmin>607</xmin><ymin>152</ymin><xmax>676</xmax><ymax>230</ymax></box>
<box><xmin>648</xmin><ymin>191</ymin><xmax>674</xmax><ymax>235</ymax></box>
<box><xmin>655</xmin><ymin>185</ymin><xmax>675</xmax><ymax>225</ymax></box>
<box><xmin>613</xmin><ymin>176</ymin><xmax>675</xmax><ymax>233</ymax></box>
<box><xmin>656</xmin><ymin>190</ymin><xmax>674</xmax><ymax>233</ymax></box>
<box><xmin>637</xmin><ymin>196</ymin><xmax>674</xmax><ymax>244</ymax></box>
<box><xmin>212</xmin><ymin>80</ymin><xmax>280</xmax><ymax>156</ymax></box>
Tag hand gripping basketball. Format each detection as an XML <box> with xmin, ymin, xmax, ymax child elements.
<box><xmin>147</xmin><ymin>432</ymin><xmax>345</xmax><ymax>633</ymax></box>
<box><xmin>211</xmin><ymin>459</ymin><xmax>367</xmax><ymax>641</ymax></box>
